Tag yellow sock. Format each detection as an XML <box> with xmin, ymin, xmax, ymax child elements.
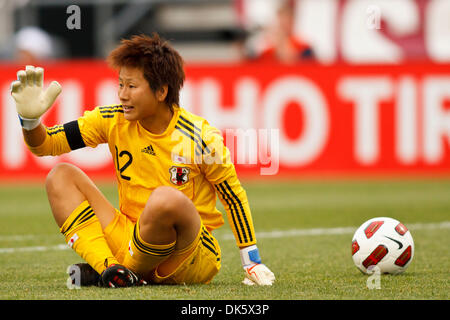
<box><xmin>123</xmin><ymin>222</ymin><xmax>176</xmax><ymax>277</ymax></box>
<box><xmin>60</xmin><ymin>201</ymin><xmax>119</xmax><ymax>274</ymax></box>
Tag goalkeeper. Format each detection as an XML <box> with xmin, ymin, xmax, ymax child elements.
<box><xmin>10</xmin><ymin>33</ymin><xmax>275</xmax><ymax>288</ymax></box>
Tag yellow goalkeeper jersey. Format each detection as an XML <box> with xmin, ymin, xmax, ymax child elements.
<box><xmin>27</xmin><ymin>105</ymin><xmax>256</xmax><ymax>248</ymax></box>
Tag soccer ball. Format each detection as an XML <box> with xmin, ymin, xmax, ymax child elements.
<box><xmin>351</xmin><ymin>217</ymin><xmax>414</xmax><ymax>275</ymax></box>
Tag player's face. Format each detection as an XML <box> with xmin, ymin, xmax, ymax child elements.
<box><xmin>118</xmin><ymin>66</ymin><xmax>167</xmax><ymax>122</ymax></box>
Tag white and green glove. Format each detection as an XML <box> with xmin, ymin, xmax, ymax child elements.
<box><xmin>240</xmin><ymin>245</ymin><xmax>275</xmax><ymax>286</ymax></box>
<box><xmin>10</xmin><ymin>65</ymin><xmax>62</xmax><ymax>130</ymax></box>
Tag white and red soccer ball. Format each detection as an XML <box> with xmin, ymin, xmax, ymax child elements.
<box><xmin>352</xmin><ymin>217</ymin><xmax>414</xmax><ymax>275</ymax></box>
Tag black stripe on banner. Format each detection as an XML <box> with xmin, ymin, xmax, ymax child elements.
<box><xmin>177</xmin><ymin>119</ymin><xmax>211</xmax><ymax>154</ymax></box>
<box><xmin>215</xmin><ymin>184</ymin><xmax>244</xmax><ymax>243</ymax></box>
<box><xmin>62</xmin><ymin>206</ymin><xmax>92</xmax><ymax>236</ymax></box>
<box><xmin>223</xmin><ymin>180</ymin><xmax>253</xmax><ymax>242</ymax></box>
<box><xmin>63</xmin><ymin>120</ymin><xmax>86</xmax><ymax>151</ymax></box>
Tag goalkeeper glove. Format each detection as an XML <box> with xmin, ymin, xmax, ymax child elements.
<box><xmin>240</xmin><ymin>245</ymin><xmax>275</xmax><ymax>286</ymax></box>
<box><xmin>10</xmin><ymin>65</ymin><xmax>62</xmax><ymax>130</ymax></box>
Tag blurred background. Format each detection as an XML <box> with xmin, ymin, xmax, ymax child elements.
<box><xmin>1</xmin><ymin>0</ymin><xmax>450</xmax><ymax>180</ymax></box>
<box><xmin>1</xmin><ymin>1</ymin><xmax>450</xmax><ymax>301</ymax></box>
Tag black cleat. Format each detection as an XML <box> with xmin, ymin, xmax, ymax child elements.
<box><xmin>67</xmin><ymin>263</ymin><xmax>101</xmax><ymax>287</ymax></box>
<box><xmin>100</xmin><ymin>264</ymin><xmax>147</xmax><ymax>288</ymax></box>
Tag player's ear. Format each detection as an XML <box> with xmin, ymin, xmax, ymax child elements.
<box><xmin>156</xmin><ymin>85</ymin><xmax>168</xmax><ymax>102</ymax></box>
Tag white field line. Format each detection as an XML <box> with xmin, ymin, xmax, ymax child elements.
<box><xmin>0</xmin><ymin>244</ymin><xmax>68</xmax><ymax>254</ymax></box>
<box><xmin>219</xmin><ymin>221</ymin><xmax>450</xmax><ymax>240</ymax></box>
<box><xmin>0</xmin><ymin>221</ymin><xmax>449</xmax><ymax>254</ymax></box>
<box><xmin>0</xmin><ymin>235</ymin><xmax>59</xmax><ymax>241</ymax></box>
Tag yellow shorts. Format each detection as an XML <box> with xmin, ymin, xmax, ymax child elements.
<box><xmin>92</xmin><ymin>202</ymin><xmax>221</xmax><ymax>284</ymax></box>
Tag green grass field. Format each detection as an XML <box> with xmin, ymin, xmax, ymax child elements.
<box><xmin>0</xmin><ymin>178</ymin><xmax>449</xmax><ymax>300</ymax></box>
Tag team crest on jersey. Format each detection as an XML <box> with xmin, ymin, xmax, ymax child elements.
<box><xmin>169</xmin><ymin>166</ymin><xmax>190</xmax><ymax>186</ymax></box>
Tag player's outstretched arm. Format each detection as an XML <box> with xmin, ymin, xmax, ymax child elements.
<box><xmin>11</xmin><ymin>65</ymin><xmax>61</xmax><ymax>146</ymax></box>
<box><xmin>201</xmin><ymin>126</ymin><xmax>275</xmax><ymax>286</ymax></box>
<box><xmin>240</xmin><ymin>245</ymin><xmax>275</xmax><ymax>286</ymax></box>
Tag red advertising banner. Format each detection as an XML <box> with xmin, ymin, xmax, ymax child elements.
<box><xmin>1</xmin><ymin>60</ymin><xmax>450</xmax><ymax>180</ymax></box>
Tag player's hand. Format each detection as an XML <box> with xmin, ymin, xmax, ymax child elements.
<box><xmin>243</xmin><ymin>263</ymin><xmax>275</xmax><ymax>286</ymax></box>
<box><xmin>240</xmin><ymin>245</ymin><xmax>275</xmax><ymax>286</ymax></box>
<box><xmin>11</xmin><ymin>65</ymin><xmax>61</xmax><ymax>128</ymax></box>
